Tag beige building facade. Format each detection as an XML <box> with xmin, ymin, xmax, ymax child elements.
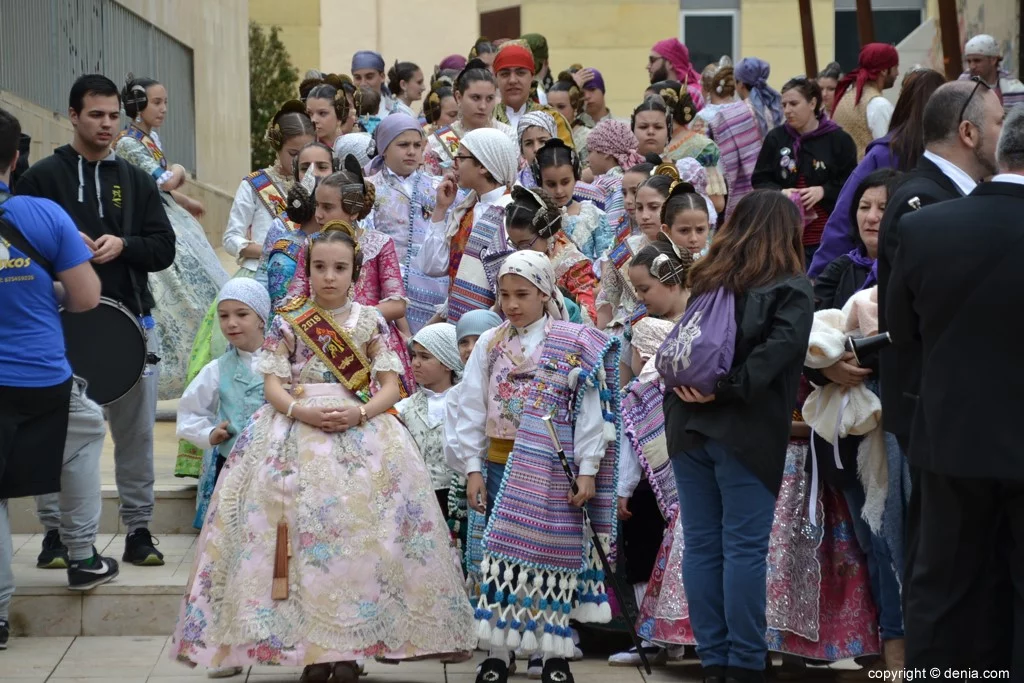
<box><xmin>253</xmin><ymin>0</ymin><xmax>1019</xmax><ymax>125</ymax></box>
<box><xmin>250</xmin><ymin>0</ymin><xmax>480</xmax><ymax>109</ymax></box>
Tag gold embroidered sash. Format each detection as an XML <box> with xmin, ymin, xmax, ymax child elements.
<box><xmin>284</xmin><ymin>303</ymin><xmax>372</xmax><ymax>401</ymax></box>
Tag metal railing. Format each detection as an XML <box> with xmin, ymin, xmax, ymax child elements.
<box><xmin>0</xmin><ymin>0</ymin><xmax>197</xmax><ymax>172</ymax></box>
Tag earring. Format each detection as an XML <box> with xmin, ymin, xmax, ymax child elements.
<box><xmin>135</xmin><ymin>116</ymin><xmax>141</xmax><ymax>123</ymax></box>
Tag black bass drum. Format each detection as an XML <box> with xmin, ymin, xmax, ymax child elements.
<box><xmin>61</xmin><ymin>297</ymin><xmax>147</xmax><ymax>405</ymax></box>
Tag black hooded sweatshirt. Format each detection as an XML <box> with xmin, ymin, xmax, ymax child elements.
<box><xmin>16</xmin><ymin>144</ymin><xmax>175</xmax><ymax>315</ymax></box>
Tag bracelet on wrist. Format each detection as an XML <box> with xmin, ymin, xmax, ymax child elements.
<box><xmin>287</xmin><ymin>400</ymin><xmax>297</xmax><ymax>418</ymax></box>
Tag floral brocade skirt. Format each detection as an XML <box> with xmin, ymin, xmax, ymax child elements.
<box><xmin>149</xmin><ymin>196</ymin><xmax>229</xmax><ymax>402</ymax></box>
<box><xmin>636</xmin><ymin>442</ymin><xmax>880</xmax><ymax>661</ymax></box>
<box><xmin>170</xmin><ymin>383</ymin><xmax>476</xmax><ymax>669</ymax></box>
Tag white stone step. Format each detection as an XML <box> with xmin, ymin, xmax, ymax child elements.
<box><xmin>6</xmin><ymin>484</ymin><xmax>199</xmax><ymax>536</ymax></box>
<box><xmin>7</xmin><ymin>533</ymin><xmax>194</xmax><ymax>638</ymax></box>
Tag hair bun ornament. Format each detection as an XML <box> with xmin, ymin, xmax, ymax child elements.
<box><xmin>653</xmin><ymin>162</ymin><xmax>681</xmax><ymax>182</ymax></box>
<box><xmin>321</xmin><ymin>219</ymin><xmax>357</xmax><ymax>238</ymax></box>
<box><xmin>650</xmin><ymin>250</ymin><xmax>687</xmax><ymax>283</ymax></box>
<box><xmin>123</xmin><ymin>72</ymin><xmax>148</xmax><ymax>116</ymax></box>
<box><xmin>265</xmin><ymin>99</ymin><xmax>308</xmax><ymax>148</ymax></box>
<box><xmin>651</xmin><ymin>253</ymin><xmax>671</xmax><ymax>278</ymax></box>
<box><xmin>667</xmin><ymin>179</ymin><xmax>696</xmax><ymax>198</ymax></box>
<box><xmin>322</xmin><ymin>73</ymin><xmax>345</xmax><ymax>89</ymax></box>
<box><xmin>658</xmin><ymin>87</ymin><xmax>678</xmax><ymax>107</ymax></box>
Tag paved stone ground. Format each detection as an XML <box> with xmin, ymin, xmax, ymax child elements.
<box><xmin>4</xmin><ymin>633</ymin><xmax>861</xmax><ymax>682</ymax></box>
<box><xmin>2</xmin><ymin>637</ymin><xmax>698</xmax><ymax>682</ymax></box>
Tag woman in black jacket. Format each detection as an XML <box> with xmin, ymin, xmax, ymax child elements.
<box><xmin>805</xmin><ymin>169</ymin><xmax>907</xmax><ymax>670</ymax></box>
<box><xmin>664</xmin><ymin>190</ymin><xmax>813</xmax><ymax>683</ymax></box>
<box><xmin>753</xmin><ymin>77</ymin><xmax>857</xmax><ymax>267</ymax></box>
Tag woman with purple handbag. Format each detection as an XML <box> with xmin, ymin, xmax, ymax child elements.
<box><xmin>655</xmin><ymin>190</ymin><xmax>813</xmax><ymax>683</ymax></box>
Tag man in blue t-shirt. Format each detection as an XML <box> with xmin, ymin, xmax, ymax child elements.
<box><xmin>0</xmin><ymin>107</ymin><xmax>119</xmax><ymax>649</ymax></box>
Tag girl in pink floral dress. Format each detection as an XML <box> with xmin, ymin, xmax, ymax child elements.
<box><xmin>290</xmin><ymin>157</ymin><xmax>416</xmax><ymax>392</ymax></box>
<box><xmin>170</xmin><ymin>227</ymin><xmax>475</xmax><ymax>683</ymax></box>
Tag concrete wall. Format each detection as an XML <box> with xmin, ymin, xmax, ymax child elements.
<box><xmin>1</xmin><ymin>91</ymin><xmax>234</xmax><ymax>248</ymax></box>
<box><xmin>318</xmin><ymin>0</ymin><xmax>480</xmax><ymax>96</ymax></box>
<box><xmin>114</xmin><ymin>0</ymin><xmax>251</xmax><ymax>194</ymax></box>
<box><xmin>521</xmin><ymin>0</ymin><xmax>679</xmax><ymax>118</ymax></box>
<box><xmin>250</xmin><ymin>0</ymin><xmax>323</xmax><ymax>77</ymax></box>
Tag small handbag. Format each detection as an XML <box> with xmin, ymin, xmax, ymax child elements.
<box><xmin>655</xmin><ymin>287</ymin><xmax>737</xmax><ymax>395</ymax></box>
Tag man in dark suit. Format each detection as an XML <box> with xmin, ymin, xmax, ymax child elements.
<box><xmin>886</xmin><ymin>101</ymin><xmax>1021</xmax><ymax>672</ymax></box>
<box><xmin>878</xmin><ymin>79</ymin><xmax>1004</xmax><ymax>451</ymax></box>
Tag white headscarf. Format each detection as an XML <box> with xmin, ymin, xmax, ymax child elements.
<box><xmin>517</xmin><ymin>110</ymin><xmax>557</xmax><ymax>142</ymax></box>
<box><xmin>333</xmin><ymin>132</ymin><xmax>373</xmax><ymax>169</ymax></box>
<box><xmin>411</xmin><ymin>323</ymin><xmax>464</xmax><ymax>375</ymax></box>
<box><xmin>462</xmin><ymin>128</ymin><xmax>519</xmax><ymax>187</ymax></box>
<box><xmin>497</xmin><ymin>250</ymin><xmax>571</xmax><ymax>321</ymax></box>
<box><xmin>217</xmin><ymin>278</ymin><xmax>272</xmax><ymax>326</ymax></box>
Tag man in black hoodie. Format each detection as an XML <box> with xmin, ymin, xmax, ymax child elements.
<box><xmin>17</xmin><ymin>74</ymin><xmax>175</xmax><ymax>567</ymax></box>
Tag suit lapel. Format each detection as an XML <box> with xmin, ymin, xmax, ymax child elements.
<box><xmin>915</xmin><ymin>157</ymin><xmax>966</xmax><ymax>198</ymax></box>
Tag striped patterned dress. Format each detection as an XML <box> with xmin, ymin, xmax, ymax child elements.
<box><xmin>710</xmin><ymin>100</ymin><xmax>764</xmax><ymax>225</ymax></box>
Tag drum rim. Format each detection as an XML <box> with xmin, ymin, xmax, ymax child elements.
<box><xmin>61</xmin><ymin>296</ymin><xmax>147</xmax><ymax>405</ymax></box>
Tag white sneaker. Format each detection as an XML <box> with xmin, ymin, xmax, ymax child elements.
<box><xmin>207</xmin><ymin>665</ymin><xmax>244</xmax><ymax>678</ymax></box>
<box><xmin>607</xmin><ymin>645</ymin><xmax>668</xmax><ymax>667</ymax></box>
<box><xmin>666</xmin><ymin>644</ymin><xmax>689</xmax><ymax>662</ymax></box>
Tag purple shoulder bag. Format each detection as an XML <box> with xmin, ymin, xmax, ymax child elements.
<box><xmin>655</xmin><ymin>287</ymin><xmax>737</xmax><ymax>395</ymax></box>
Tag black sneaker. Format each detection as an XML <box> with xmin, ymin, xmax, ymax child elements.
<box><xmin>122</xmin><ymin>528</ymin><xmax>164</xmax><ymax>566</ymax></box>
<box><xmin>37</xmin><ymin>529</ymin><xmax>69</xmax><ymax>569</ymax></box>
<box><xmin>0</xmin><ymin>618</ymin><xmax>9</xmax><ymax>650</ymax></box>
<box><xmin>67</xmin><ymin>553</ymin><xmax>120</xmax><ymax>591</ymax></box>
<box><xmin>541</xmin><ymin>658</ymin><xmax>573</xmax><ymax>683</ymax></box>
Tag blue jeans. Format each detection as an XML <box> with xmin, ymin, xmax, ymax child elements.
<box><xmin>673</xmin><ymin>438</ymin><xmax>777</xmax><ymax>671</ymax></box>
<box><xmin>841</xmin><ymin>484</ymin><xmax>905</xmax><ymax>640</ymax></box>
<box><xmin>485</xmin><ymin>460</ymin><xmax>505</xmax><ymax>520</ymax></box>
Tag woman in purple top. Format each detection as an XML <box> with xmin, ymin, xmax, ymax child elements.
<box><xmin>808</xmin><ymin>69</ymin><xmax>945</xmax><ymax>278</ymax></box>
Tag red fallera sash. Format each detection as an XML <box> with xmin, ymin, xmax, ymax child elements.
<box><xmin>285</xmin><ymin>303</ymin><xmax>373</xmax><ymax>403</ymax></box>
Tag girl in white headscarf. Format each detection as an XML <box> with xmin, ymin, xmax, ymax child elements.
<box><xmin>516</xmin><ymin>110</ymin><xmax>557</xmax><ymax>187</ymax></box>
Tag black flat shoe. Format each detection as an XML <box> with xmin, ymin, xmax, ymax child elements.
<box><xmin>476</xmin><ymin>657</ymin><xmax>510</xmax><ymax>683</ymax></box>
<box><xmin>702</xmin><ymin>665</ymin><xmax>726</xmax><ymax>683</ymax></box>
<box><xmin>541</xmin><ymin>657</ymin><xmax>574</xmax><ymax>683</ymax></box>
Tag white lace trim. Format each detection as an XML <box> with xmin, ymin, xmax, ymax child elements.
<box><xmin>257</xmin><ymin>349</ymin><xmax>291</xmax><ymax>379</ymax></box>
<box><xmin>371</xmin><ymin>351</ymin><xmax>405</xmax><ymax>381</ymax></box>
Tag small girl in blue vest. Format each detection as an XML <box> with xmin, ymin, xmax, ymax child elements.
<box><xmin>177</xmin><ymin>278</ymin><xmax>271</xmax><ymax>532</ymax></box>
